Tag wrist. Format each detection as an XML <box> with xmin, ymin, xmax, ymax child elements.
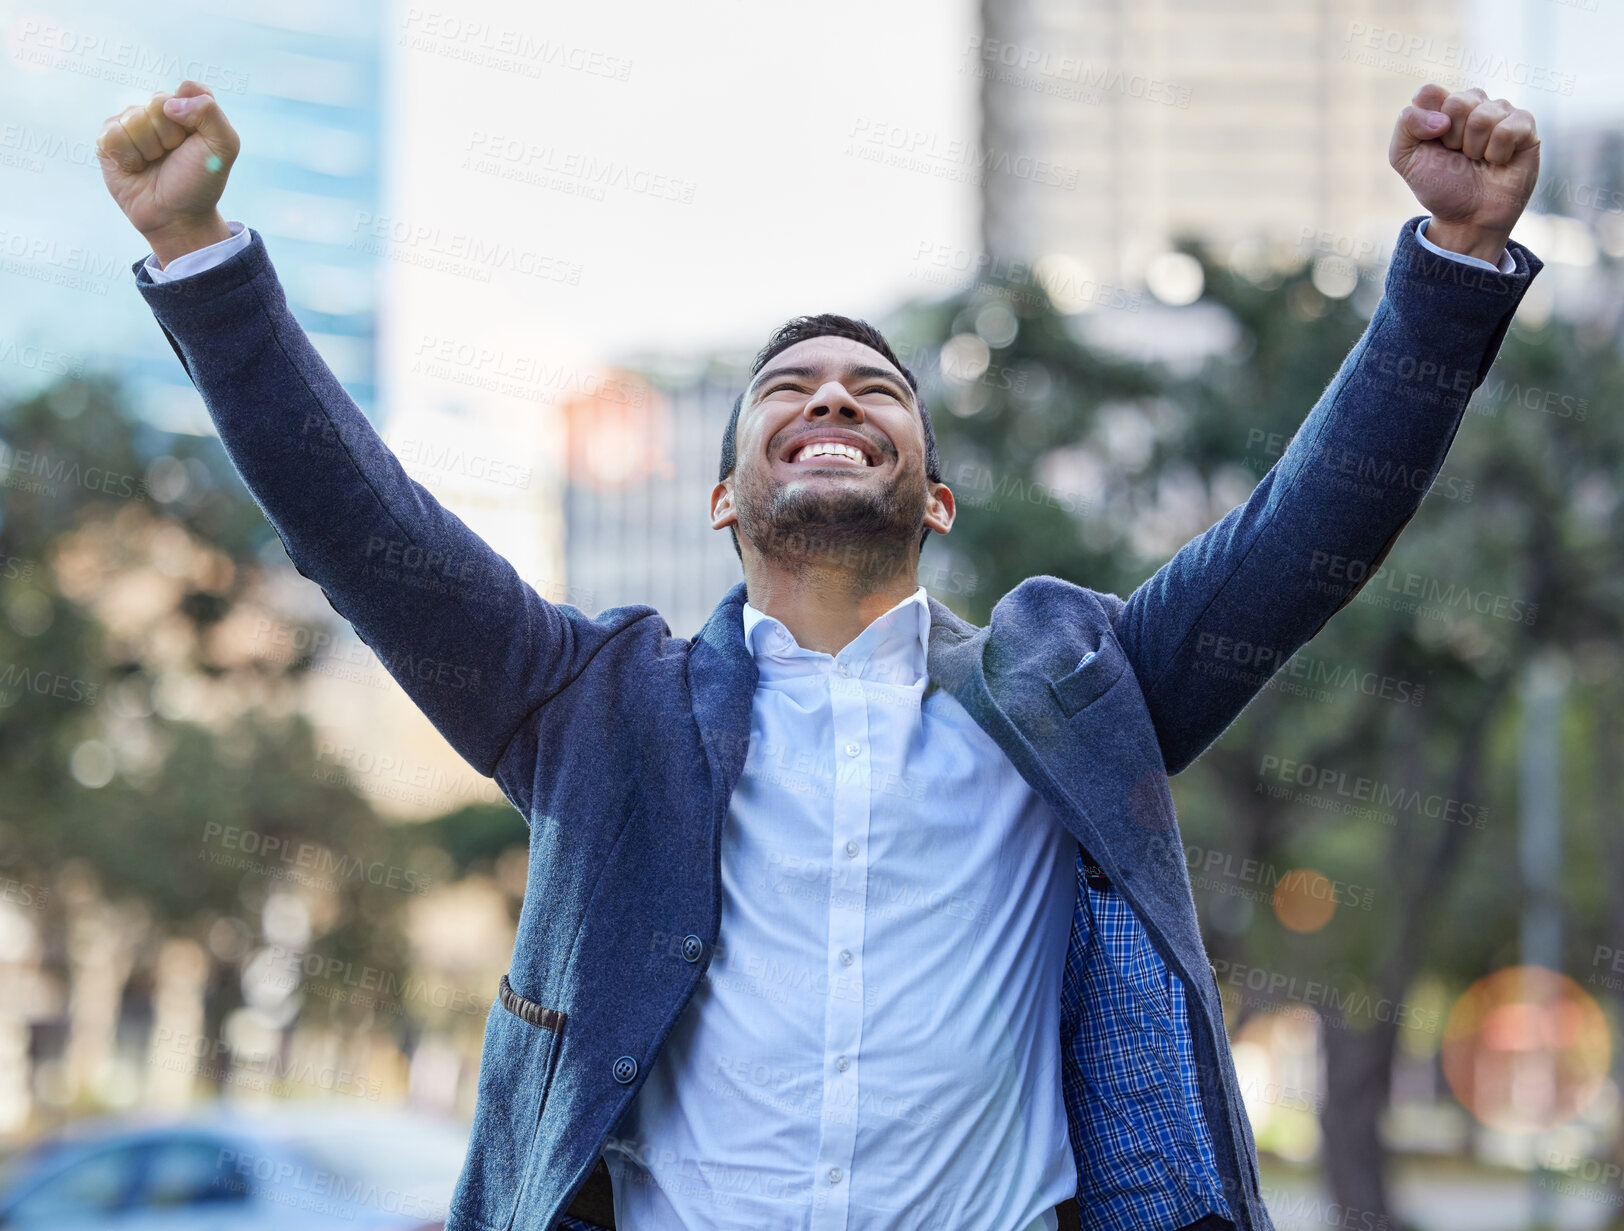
<box><xmin>1423</xmin><ymin>218</ymin><xmax>1510</xmax><ymax>266</ymax></box>
<box><xmin>144</xmin><ymin>212</ymin><xmax>233</xmax><ymax>268</ymax></box>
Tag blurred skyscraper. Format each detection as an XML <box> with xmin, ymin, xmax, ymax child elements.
<box><xmin>562</xmin><ymin>367</ymin><xmax>744</xmax><ymax>640</ymax></box>
<box><xmin>0</xmin><ymin>1</ymin><xmax>384</xmax><ymax>425</ymax></box>
<box><xmin>975</xmin><ymin>0</ymin><xmax>1467</xmax><ymax>290</ymax></box>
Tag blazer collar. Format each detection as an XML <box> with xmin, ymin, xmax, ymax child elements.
<box><xmin>688</xmin><ymin>581</ymin><xmax>991</xmax><ymax>737</ymax></box>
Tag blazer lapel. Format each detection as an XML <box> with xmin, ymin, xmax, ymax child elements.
<box><xmin>688</xmin><ymin>581</ymin><xmax>759</xmax><ymax>805</ymax></box>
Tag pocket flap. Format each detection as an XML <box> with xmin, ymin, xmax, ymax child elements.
<box><xmin>1049</xmin><ymin>639</ymin><xmax>1128</xmax><ymax>717</ymax></box>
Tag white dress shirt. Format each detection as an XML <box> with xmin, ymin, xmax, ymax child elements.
<box><xmin>606</xmin><ymin>589</ymin><xmax>1077</xmax><ymax>1231</ymax></box>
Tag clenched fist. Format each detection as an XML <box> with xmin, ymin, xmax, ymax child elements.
<box><xmin>96</xmin><ymin>80</ymin><xmax>240</xmax><ymax>267</ymax></box>
<box><xmin>1390</xmin><ymin>83</ymin><xmax>1540</xmax><ymax>265</ymax></box>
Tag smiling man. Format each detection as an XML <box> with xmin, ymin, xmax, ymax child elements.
<box><xmin>99</xmin><ymin>78</ymin><xmax>1542</xmax><ymax>1231</ymax></box>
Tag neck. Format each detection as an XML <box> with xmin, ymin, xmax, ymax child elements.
<box><xmin>742</xmin><ymin>550</ymin><xmax>921</xmax><ymax>656</ymax></box>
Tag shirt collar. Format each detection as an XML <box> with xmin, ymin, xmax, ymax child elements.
<box><xmin>741</xmin><ymin>587</ymin><xmax>931</xmax><ymax>684</ymax></box>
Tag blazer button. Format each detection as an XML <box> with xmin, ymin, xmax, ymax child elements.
<box><xmin>612</xmin><ymin>1055</ymin><xmax>638</xmax><ymax>1084</ymax></box>
<box><xmin>682</xmin><ymin>935</ymin><xmax>704</xmax><ymax>963</ymax></box>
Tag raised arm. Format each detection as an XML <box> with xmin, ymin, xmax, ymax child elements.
<box><xmin>97</xmin><ymin>82</ymin><xmax>643</xmax><ymax>811</ymax></box>
<box><xmin>1109</xmin><ymin>85</ymin><xmax>1545</xmax><ymax>774</ymax></box>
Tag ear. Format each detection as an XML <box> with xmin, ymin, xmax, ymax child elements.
<box><xmin>709</xmin><ymin>478</ymin><xmax>737</xmax><ymax>531</ymax></box>
<box><xmin>923</xmin><ymin>481</ymin><xmax>955</xmax><ymax>537</ymax></box>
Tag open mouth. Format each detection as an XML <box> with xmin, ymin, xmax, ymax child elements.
<box><xmin>791</xmin><ymin>441</ymin><xmax>870</xmax><ymax>466</ymax></box>
<box><xmin>780</xmin><ymin>435</ymin><xmax>880</xmax><ymax>468</ymax></box>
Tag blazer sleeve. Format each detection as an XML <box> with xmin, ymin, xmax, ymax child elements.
<box><xmin>1109</xmin><ymin>215</ymin><xmax>1544</xmax><ymax>775</ymax></box>
<box><xmin>133</xmin><ymin>229</ymin><xmax>645</xmax><ymax>812</ymax></box>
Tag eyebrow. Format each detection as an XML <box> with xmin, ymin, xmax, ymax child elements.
<box><xmin>749</xmin><ymin>362</ymin><xmax>914</xmax><ymax>405</ymax></box>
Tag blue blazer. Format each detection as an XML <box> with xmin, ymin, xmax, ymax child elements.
<box><xmin>134</xmin><ymin>217</ymin><xmax>1539</xmax><ymax>1231</ymax></box>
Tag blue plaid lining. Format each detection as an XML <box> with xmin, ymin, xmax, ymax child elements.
<box><xmin>1060</xmin><ymin>846</ymin><xmax>1234</xmax><ymax>1231</ymax></box>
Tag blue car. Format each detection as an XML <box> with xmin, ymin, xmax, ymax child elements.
<box><xmin>0</xmin><ymin>1105</ymin><xmax>468</xmax><ymax>1229</ymax></box>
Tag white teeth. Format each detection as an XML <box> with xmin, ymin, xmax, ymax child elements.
<box><xmin>793</xmin><ymin>441</ymin><xmax>867</xmax><ymax>465</ymax></box>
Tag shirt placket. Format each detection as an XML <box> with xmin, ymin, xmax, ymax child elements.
<box><xmin>811</xmin><ymin>650</ymin><xmax>872</xmax><ymax>1231</ymax></box>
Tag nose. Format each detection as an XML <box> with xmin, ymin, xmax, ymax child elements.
<box><xmin>804</xmin><ymin>380</ymin><xmax>865</xmax><ymax>423</ymax></box>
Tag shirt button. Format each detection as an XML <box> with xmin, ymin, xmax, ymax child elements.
<box><xmin>838</xmin><ymin>949</ymin><xmax>853</xmax><ymax>966</ymax></box>
<box><xmin>844</xmin><ymin>841</ymin><xmax>858</xmax><ymax>858</ymax></box>
<box><xmin>827</xmin><ymin>1167</ymin><xmax>843</xmax><ymax>1184</ymax></box>
<box><xmin>835</xmin><ymin>1055</ymin><xmax>850</xmax><ymax>1072</ymax></box>
<box><xmin>844</xmin><ymin>742</ymin><xmax>860</xmax><ymax>758</ymax></box>
<box><xmin>837</xmin><ymin>663</ymin><xmax>850</xmax><ymax>677</ymax></box>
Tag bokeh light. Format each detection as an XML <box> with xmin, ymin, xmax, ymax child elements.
<box><xmin>1441</xmin><ymin>965</ymin><xmax>1611</xmax><ymax>1131</ymax></box>
<box><xmin>1271</xmin><ymin>868</ymin><xmax>1338</xmax><ymax>934</ymax></box>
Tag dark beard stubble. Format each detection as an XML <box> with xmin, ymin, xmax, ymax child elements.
<box><xmin>734</xmin><ymin>468</ymin><xmax>927</xmax><ymax>588</ymax></box>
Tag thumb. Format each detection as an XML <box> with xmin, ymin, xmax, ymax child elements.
<box><xmin>1392</xmin><ymin>105</ymin><xmax>1450</xmax><ymax>161</ymax></box>
<box><xmin>161</xmin><ymin>91</ymin><xmax>240</xmax><ymax>162</ymax></box>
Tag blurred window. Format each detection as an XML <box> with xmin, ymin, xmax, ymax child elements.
<box><xmin>139</xmin><ymin>1140</ymin><xmax>250</xmax><ymax>1208</ymax></box>
<box><xmin>3</xmin><ymin>1147</ymin><xmax>139</xmax><ymax>1224</ymax></box>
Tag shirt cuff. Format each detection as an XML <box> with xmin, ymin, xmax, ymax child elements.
<box><xmin>142</xmin><ymin>220</ymin><xmax>251</xmax><ymax>283</ymax></box>
<box><xmin>1415</xmin><ymin>217</ymin><xmax>1515</xmax><ymax>274</ymax></box>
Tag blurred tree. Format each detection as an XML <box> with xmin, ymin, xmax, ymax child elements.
<box><xmin>899</xmin><ymin>242</ymin><xmax>1624</xmax><ymax>1225</ymax></box>
<box><xmin>0</xmin><ymin>377</ymin><xmax>442</xmax><ymax>1118</ymax></box>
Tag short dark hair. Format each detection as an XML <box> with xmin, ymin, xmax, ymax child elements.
<box><xmin>718</xmin><ymin>313</ymin><xmax>942</xmax><ymax>484</ymax></box>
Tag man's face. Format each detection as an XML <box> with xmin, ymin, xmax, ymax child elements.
<box><xmin>710</xmin><ymin>336</ymin><xmax>953</xmax><ymax>567</ymax></box>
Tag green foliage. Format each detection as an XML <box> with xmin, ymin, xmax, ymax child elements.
<box><xmin>0</xmin><ymin>377</ymin><xmax>442</xmax><ymax>1041</ymax></box>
